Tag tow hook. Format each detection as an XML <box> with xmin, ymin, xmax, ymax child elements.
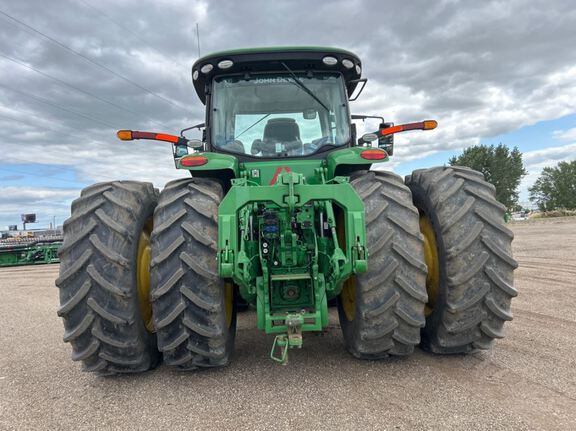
<box><xmin>270</xmin><ymin>314</ymin><xmax>303</xmax><ymax>365</ymax></box>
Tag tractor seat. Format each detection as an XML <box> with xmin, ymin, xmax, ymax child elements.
<box><xmin>252</xmin><ymin>118</ymin><xmax>302</xmax><ymax>156</ymax></box>
<box><xmin>264</xmin><ymin>118</ymin><xmax>301</xmax><ymax>142</ymax></box>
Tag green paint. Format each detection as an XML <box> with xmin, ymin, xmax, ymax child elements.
<box><xmin>172</xmin><ymin>47</ymin><xmax>399</xmax><ymax>362</ymax></box>
<box><xmin>0</xmin><ymin>242</ymin><xmax>61</xmax><ymax>267</ymax></box>
<box><xmin>242</xmin><ymin>160</ymin><xmax>323</xmax><ymax>185</ymax></box>
<box><xmin>217</xmin><ymin>170</ymin><xmax>366</xmax><ymax>340</ymax></box>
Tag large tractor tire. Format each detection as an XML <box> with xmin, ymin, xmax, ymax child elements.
<box><xmin>56</xmin><ymin>181</ymin><xmax>160</xmax><ymax>374</ymax></box>
<box><xmin>150</xmin><ymin>178</ymin><xmax>236</xmax><ymax>370</ymax></box>
<box><xmin>338</xmin><ymin>171</ymin><xmax>428</xmax><ymax>358</ymax></box>
<box><xmin>406</xmin><ymin>166</ymin><xmax>518</xmax><ymax>353</ymax></box>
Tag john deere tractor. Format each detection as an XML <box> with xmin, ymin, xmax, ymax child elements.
<box><xmin>56</xmin><ymin>47</ymin><xmax>517</xmax><ymax>373</ymax></box>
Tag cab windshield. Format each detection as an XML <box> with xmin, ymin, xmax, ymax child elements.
<box><xmin>211</xmin><ymin>73</ymin><xmax>350</xmax><ymax>157</ymax></box>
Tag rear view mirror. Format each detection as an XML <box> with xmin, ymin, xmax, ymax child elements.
<box><xmin>303</xmin><ymin>109</ymin><xmax>317</xmax><ymax>120</ymax></box>
<box><xmin>378</xmin><ymin>122</ymin><xmax>394</xmax><ymax>155</ymax></box>
<box><xmin>186</xmin><ymin>139</ymin><xmax>204</xmax><ymax>150</ymax></box>
<box><xmin>361</xmin><ymin>133</ymin><xmax>378</xmax><ymax>142</ymax></box>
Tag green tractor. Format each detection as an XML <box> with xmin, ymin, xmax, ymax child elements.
<box><xmin>56</xmin><ymin>47</ymin><xmax>517</xmax><ymax>373</ymax></box>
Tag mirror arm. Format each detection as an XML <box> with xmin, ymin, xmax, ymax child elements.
<box><xmin>180</xmin><ymin>122</ymin><xmax>205</xmax><ymax>137</ymax></box>
<box><xmin>351</xmin><ymin>114</ymin><xmax>385</xmax><ymax>123</ymax></box>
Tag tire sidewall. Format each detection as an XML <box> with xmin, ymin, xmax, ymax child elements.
<box><xmin>129</xmin><ymin>192</ymin><xmax>160</xmax><ymax>366</ymax></box>
<box><xmin>409</xmin><ymin>182</ymin><xmax>448</xmax><ymax>347</ymax></box>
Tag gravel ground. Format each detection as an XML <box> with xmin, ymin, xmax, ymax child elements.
<box><xmin>1</xmin><ymin>217</ymin><xmax>575</xmax><ymax>430</ymax></box>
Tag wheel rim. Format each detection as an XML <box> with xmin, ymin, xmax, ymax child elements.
<box><xmin>341</xmin><ymin>276</ymin><xmax>356</xmax><ymax>321</ymax></box>
<box><xmin>224</xmin><ymin>282</ymin><xmax>234</xmax><ymax>328</ymax></box>
<box><xmin>419</xmin><ymin>214</ymin><xmax>440</xmax><ymax>317</ymax></box>
<box><xmin>137</xmin><ymin>220</ymin><xmax>154</xmax><ymax>332</ymax></box>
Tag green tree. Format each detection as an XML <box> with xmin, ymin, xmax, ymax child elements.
<box><xmin>449</xmin><ymin>144</ymin><xmax>527</xmax><ymax>210</ymax></box>
<box><xmin>529</xmin><ymin>160</ymin><xmax>576</xmax><ymax>211</ymax></box>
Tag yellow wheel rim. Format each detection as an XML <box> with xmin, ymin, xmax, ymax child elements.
<box><xmin>420</xmin><ymin>214</ymin><xmax>440</xmax><ymax>317</ymax></box>
<box><xmin>224</xmin><ymin>282</ymin><xmax>234</xmax><ymax>328</ymax></box>
<box><xmin>137</xmin><ymin>220</ymin><xmax>154</xmax><ymax>332</ymax></box>
<box><xmin>341</xmin><ymin>276</ymin><xmax>356</xmax><ymax>321</ymax></box>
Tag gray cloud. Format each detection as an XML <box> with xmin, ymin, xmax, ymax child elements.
<box><xmin>0</xmin><ymin>0</ymin><xmax>575</xmax><ymax>226</ymax></box>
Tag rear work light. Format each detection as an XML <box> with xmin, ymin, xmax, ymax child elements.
<box><xmin>200</xmin><ymin>64</ymin><xmax>213</xmax><ymax>74</ymax></box>
<box><xmin>322</xmin><ymin>56</ymin><xmax>338</xmax><ymax>66</ymax></box>
<box><xmin>180</xmin><ymin>155</ymin><xmax>208</xmax><ymax>167</ymax></box>
<box><xmin>218</xmin><ymin>59</ymin><xmax>234</xmax><ymax>69</ymax></box>
<box><xmin>361</xmin><ymin>149</ymin><xmax>387</xmax><ymax>160</ymax></box>
<box><xmin>342</xmin><ymin>59</ymin><xmax>354</xmax><ymax>69</ymax></box>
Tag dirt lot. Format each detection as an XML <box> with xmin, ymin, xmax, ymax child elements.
<box><xmin>1</xmin><ymin>217</ymin><xmax>575</xmax><ymax>430</ymax></box>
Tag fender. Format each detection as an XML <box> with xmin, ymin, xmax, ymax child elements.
<box><xmin>326</xmin><ymin>147</ymin><xmax>389</xmax><ymax>179</ymax></box>
<box><xmin>177</xmin><ymin>152</ymin><xmax>239</xmax><ymax>179</ymax></box>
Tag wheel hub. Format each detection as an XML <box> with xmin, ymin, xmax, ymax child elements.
<box><xmin>419</xmin><ymin>214</ymin><xmax>440</xmax><ymax>317</ymax></box>
<box><xmin>137</xmin><ymin>220</ymin><xmax>154</xmax><ymax>332</ymax></box>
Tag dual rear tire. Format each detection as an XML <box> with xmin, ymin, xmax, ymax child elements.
<box><xmin>339</xmin><ymin>167</ymin><xmax>517</xmax><ymax>357</ymax></box>
<box><xmin>56</xmin><ymin>178</ymin><xmax>235</xmax><ymax>374</ymax></box>
<box><xmin>406</xmin><ymin>166</ymin><xmax>517</xmax><ymax>353</ymax></box>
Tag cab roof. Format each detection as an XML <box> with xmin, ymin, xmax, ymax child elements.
<box><xmin>191</xmin><ymin>46</ymin><xmax>363</xmax><ymax>104</ymax></box>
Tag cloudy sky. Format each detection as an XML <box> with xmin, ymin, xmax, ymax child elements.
<box><xmin>0</xmin><ymin>0</ymin><xmax>575</xmax><ymax>229</ymax></box>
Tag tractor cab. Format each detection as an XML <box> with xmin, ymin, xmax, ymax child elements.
<box><xmin>191</xmin><ymin>47</ymin><xmax>363</xmax><ymax>160</ymax></box>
